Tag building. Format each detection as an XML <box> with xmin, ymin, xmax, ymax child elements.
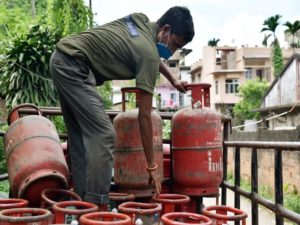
<box><xmin>153</xmin><ymin>49</ymin><xmax>192</xmax><ymax>111</ymax></box>
<box><xmin>254</xmin><ymin>53</ymin><xmax>300</xmax><ymax>130</ymax></box>
<box><xmin>190</xmin><ymin>46</ymin><xmax>300</xmax><ymax>117</ymax></box>
<box><xmin>111</xmin><ymin>49</ymin><xmax>192</xmax><ymax>111</ymax></box>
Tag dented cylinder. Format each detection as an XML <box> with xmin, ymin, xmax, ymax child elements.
<box><xmin>4</xmin><ymin>112</ymin><xmax>69</xmax><ymax>207</ymax></box>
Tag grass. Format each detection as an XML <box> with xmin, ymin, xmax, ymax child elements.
<box><xmin>0</xmin><ymin>180</ymin><xmax>9</xmax><ymax>193</ymax></box>
<box><xmin>226</xmin><ymin>172</ymin><xmax>300</xmax><ymax>214</ymax></box>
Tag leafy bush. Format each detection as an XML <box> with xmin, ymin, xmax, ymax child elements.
<box><xmin>0</xmin><ymin>124</ymin><xmax>8</xmax><ymax>174</ymax></box>
<box><xmin>233</xmin><ymin>79</ymin><xmax>269</xmax><ymax>126</ymax></box>
<box><xmin>163</xmin><ymin>120</ymin><xmax>171</xmax><ymax>140</ymax></box>
<box><xmin>0</xmin><ymin>180</ymin><xmax>9</xmax><ymax>193</ymax></box>
<box><xmin>48</xmin><ymin>0</ymin><xmax>93</xmax><ymax>36</ymax></box>
<box><xmin>0</xmin><ymin>24</ymin><xmax>60</xmax><ymax>110</ymax></box>
<box><xmin>97</xmin><ymin>81</ymin><xmax>113</xmax><ymax>109</ymax></box>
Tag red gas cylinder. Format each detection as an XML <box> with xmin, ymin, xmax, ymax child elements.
<box><xmin>52</xmin><ymin>200</ymin><xmax>98</xmax><ymax>224</ymax></box>
<box><xmin>152</xmin><ymin>193</ymin><xmax>190</xmax><ymax>215</ymax></box>
<box><xmin>0</xmin><ymin>199</ymin><xmax>28</xmax><ymax>210</ymax></box>
<box><xmin>41</xmin><ymin>188</ymin><xmax>81</xmax><ymax>209</ymax></box>
<box><xmin>80</xmin><ymin>212</ymin><xmax>131</xmax><ymax>225</ymax></box>
<box><xmin>161</xmin><ymin>143</ymin><xmax>171</xmax><ymax>194</ymax></box>
<box><xmin>118</xmin><ymin>201</ymin><xmax>161</xmax><ymax>225</ymax></box>
<box><xmin>172</xmin><ymin>83</ymin><xmax>223</xmax><ymax>196</ymax></box>
<box><xmin>113</xmin><ymin>87</ymin><xmax>163</xmax><ymax>198</ymax></box>
<box><xmin>7</xmin><ymin>103</ymin><xmax>39</xmax><ymax>125</ymax></box>
<box><xmin>0</xmin><ymin>208</ymin><xmax>53</xmax><ymax>225</ymax></box>
<box><xmin>163</xmin><ymin>144</ymin><xmax>171</xmax><ymax>179</ymax></box>
<box><xmin>4</xmin><ymin>104</ymin><xmax>69</xmax><ymax>207</ymax></box>
<box><xmin>61</xmin><ymin>142</ymin><xmax>68</xmax><ymax>161</ymax></box>
<box><xmin>201</xmin><ymin>205</ymin><xmax>247</xmax><ymax>225</ymax></box>
<box><xmin>109</xmin><ymin>192</ymin><xmax>135</xmax><ymax>210</ymax></box>
<box><xmin>161</xmin><ymin>212</ymin><xmax>212</xmax><ymax>224</ymax></box>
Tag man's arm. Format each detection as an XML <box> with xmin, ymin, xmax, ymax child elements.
<box><xmin>159</xmin><ymin>59</ymin><xmax>188</xmax><ymax>93</ymax></box>
<box><xmin>138</xmin><ymin>90</ymin><xmax>161</xmax><ymax>195</ymax></box>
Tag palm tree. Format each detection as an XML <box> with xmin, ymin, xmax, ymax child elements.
<box><xmin>284</xmin><ymin>20</ymin><xmax>300</xmax><ymax>49</ymax></box>
<box><xmin>261</xmin><ymin>15</ymin><xmax>283</xmax><ymax>78</ymax></box>
<box><xmin>262</xmin><ymin>34</ymin><xmax>272</xmax><ymax>47</ymax></box>
<box><xmin>208</xmin><ymin>38</ymin><xmax>220</xmax><ymax>47</ymax></box>
<box><xmin>261</xmin><ymin>14</ymin><xmax>282</xmax><ymax>44</ymax></box>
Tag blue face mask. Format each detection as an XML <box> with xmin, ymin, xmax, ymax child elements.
<box><xmin>156</xmin><ymin>43</ymin><xmax>172</xmax><ymax>59</ymax></box>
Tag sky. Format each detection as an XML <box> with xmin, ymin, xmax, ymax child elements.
<box><xmin>85</xmin><ymin>0</ymin><xmax>300</xmax><ymax>65</ymax></box>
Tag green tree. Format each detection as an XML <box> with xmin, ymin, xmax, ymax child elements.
<box><xmin>0</xmin><ymin>25</ymin><xmax>60</xmax><ymax>110</ymax></box>
<box><xmin>272</xmin><ymin>38</ymin><xmax>284</xmax><ymax>77</ymax></box>
<box><xmin>97</xmin><ymin>81</ymin><xmax>113</xmax><ymax>109</ymax></box>
<box><xmin>233</xmin><ymin>79</ymin><xmax>269</xmax><ymax>126</ymax></box>
<box><xmin>261</xmin><ymin>14</ymin><xmax>282</xmax><ymax>44</ymax></box>
<box><xmin>284</xmin><ymin>20</ymin><xmax>300</xmax><ymax>49</ymax></box>
<box><xmin>0</xmin><ymin>0</ymin><xmax>47</xmax><ymax>41</ymax></box>
<box><xmin>47</xmin><ymin>0</ymin><xmax>93</xmax><ymax>36</ymax></box>
<box><xmin>261</xmin><ymin>14</ymin><xmax>284</xmax><ymax>78</ymax></box>
<box><xmin>262</xmin><ymin>34</ymin><xmax>272</xmax><ymax>47</ymax></box>
<box><xmin>0</xmin><ymin>0</ymin><xmax>97</xmax><ymax>111</ymax></box>
<box><xmin>208</xmin><ymin>38</ymin><xmax>220</xmax><ymax>47</ymax></box>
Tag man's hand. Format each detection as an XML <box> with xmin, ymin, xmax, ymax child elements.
<box><xmin>147</xmin><ymin>168</ymin><xmax>161</xmax><ymax>196</ymax></box>
<box><xmin>173</xmin><ymin>80</ymin><xmax>188</xmax><ymax>93</ymax></box>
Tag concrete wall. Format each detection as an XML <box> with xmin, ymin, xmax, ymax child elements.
<box><xmin>264</xmin><ymin>57</ymin><xmax>300</xmax><ymax>109</ymax></box>
<box><xmin>228</xmin><ymin>129</ymin><xmax>300</xmax><ymax>192</ymax></box>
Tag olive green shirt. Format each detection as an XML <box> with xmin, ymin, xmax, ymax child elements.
<box><xmin>57</xmin><ymin>13</ymin><xmax>160</xmax><ymax>94</ymax></box>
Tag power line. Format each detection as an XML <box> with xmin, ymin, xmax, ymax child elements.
<box><xmin>13</xmin><ymin>62</ymin><xmax>53</xmax><ymax>82</ymax></box>
<box><xmin>232</xmin><ymin>102</ymin><xmax>299</xmax><ymax>129</ymax></box>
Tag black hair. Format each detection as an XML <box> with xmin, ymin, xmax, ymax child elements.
<box><xmin>157</xmin><ymin>6</ymin><xmax>195</xmax><ymax>43</ymax></box>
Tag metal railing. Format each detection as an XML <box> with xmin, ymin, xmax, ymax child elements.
<box><xmin>1</xmin><ymin>107</ymin><xmax>300</xmax><ymax>224</ymax></box>
<box><xmin>221</xmin><ymin>121</ymin><xmax>300</xmax><ymax>225</ymax></box>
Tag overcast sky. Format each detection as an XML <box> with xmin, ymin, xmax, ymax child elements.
<box><xmin>85</xmin><ymin>0</ymin><xmax>300</xmax><ymax>65</ymax></box>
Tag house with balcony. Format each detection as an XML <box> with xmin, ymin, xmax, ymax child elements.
<box><xmin>190</xmin><ymin>45</ymin><xmax>300</xmax><ymax>117</ymax></box>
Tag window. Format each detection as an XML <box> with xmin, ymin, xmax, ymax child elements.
<box><xmin>245</xmin><ymin>68</ymin><xmax>252</xmax><ymax>80</ymax></box>
<box><xmin>256</xmin><ymin>69</ymin><xmax>263</xmax><ymax>81</ymax></box>
<box><xmin>215</xmin><ymin>80</ymin><xmax>219</xmax><ymax>95</ymax></box>
<box><xmin>225</xmin><ymin>79</ymin><xmax>239</xmax><ymax>93</ymax></box>
<box><xmin>169</xmin><ymin>63</ymin><xmax>176</xmax><ymax>67</ymax></box>
<box><xmin>170</xmin><ymin>93</ymin><xmax>176</xmax><ymax>102</ymax></box>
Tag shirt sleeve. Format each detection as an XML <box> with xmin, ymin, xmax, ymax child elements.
<box><xmin>135</xmin><ymin>57</ymin><xmax>160</xmax><ymax>94</ymax></box>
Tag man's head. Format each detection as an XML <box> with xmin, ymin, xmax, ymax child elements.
<box><xmin>156</xmin><ymin>6</ymin><xmax>195</xmax><ymax>52</ymax></box>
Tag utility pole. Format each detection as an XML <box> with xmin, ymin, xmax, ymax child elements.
<box><xmin>89</xmin><ymin>0</ymin><xmax>92</xmax><ymax>10</ymax></box>
<box><xmin>89</xmin><ymin>0</ymin><xmax>93</xmax><ymax>29</ymax></box>
<box><xmin>31</xmin><ymin>0</ymin><xmax>36</xmax><ymax>19</ymax></box>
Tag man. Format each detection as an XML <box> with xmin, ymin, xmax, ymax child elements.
<box><xmin>50</xmin><ymin>6</ymin><xmax>194</xmax><ymax>209</ymax></box>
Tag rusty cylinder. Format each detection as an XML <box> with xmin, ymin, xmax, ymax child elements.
<box><xmin>113</xmin><ymin>88</ymin><xmax>163</xmax><ymax>198</ymax></box>
<box><xmin>0</xmin><ymin>199</ymin><xmax>28</xmax><ymax>210</ymax></box>
<box><xmin>118</xmin><ymin>201</ymin><xmax>162</xmax><ymax>225</ymax></box>
<box><xmin>4</xmin><ymin>105</ymin><xmax>69</xmax><ymax>207</ymax></box>
<box><xmin>201</xmin><ymin>205</ymin><xmax>248</xmax><ymax>225</ymax></box>
<box><xmin>0</xmin><ymin>208</ymin><xmax>53</xmax><ymax>225</ymax></box>
<box><xmin>52</xmin><ymin>200</ymin><xmax>98</xmax><ymax>224</ymax></box>
<box><xmin>152</xmin><ymin>193</ymin><xmax>190</xmax><ymax>214</ymax></box>
<box><xmin>172</xmin><ymin>83</ymin><xmax>223</xmax><ymax>196</ymax></box>
<box><xmin>161</xmin><ymin>212</ymin><xmax>212</xmax><ymax>225</ymax></box>
<box><xmin>40</xmin><ymin>188</ymin><xmax>81</xmax><ymax>209</ymax></box>
<box><xmin>80</xmin><ymin>212</ymin><xmax>131</xmax><ymax>225</ymax></box>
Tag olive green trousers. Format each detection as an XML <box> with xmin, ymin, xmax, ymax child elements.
<box><xmin>50</xmin><ymin>49</ymin><xmax>115</xmax><ymax>204</ymax></box>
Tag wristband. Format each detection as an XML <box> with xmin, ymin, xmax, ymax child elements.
<box><xmin>146</xmin><ymin>163</ymin><xmax>158</xmax><ymax>171</ymax></box>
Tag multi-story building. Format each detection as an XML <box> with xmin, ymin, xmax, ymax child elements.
<box><xmin>154</xmin><ymin>49</ymin><xmax>192</xmax><ymax>111</ymax></box>
<box><xmin>111</xmin><ymin>49</ymin><xmax>192</xmax><ymax>111</ymax></box>
<box><xmin>190</xmin><ymin>46</ymin><xmax>300</xmax><ymax>116</ymax></box>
